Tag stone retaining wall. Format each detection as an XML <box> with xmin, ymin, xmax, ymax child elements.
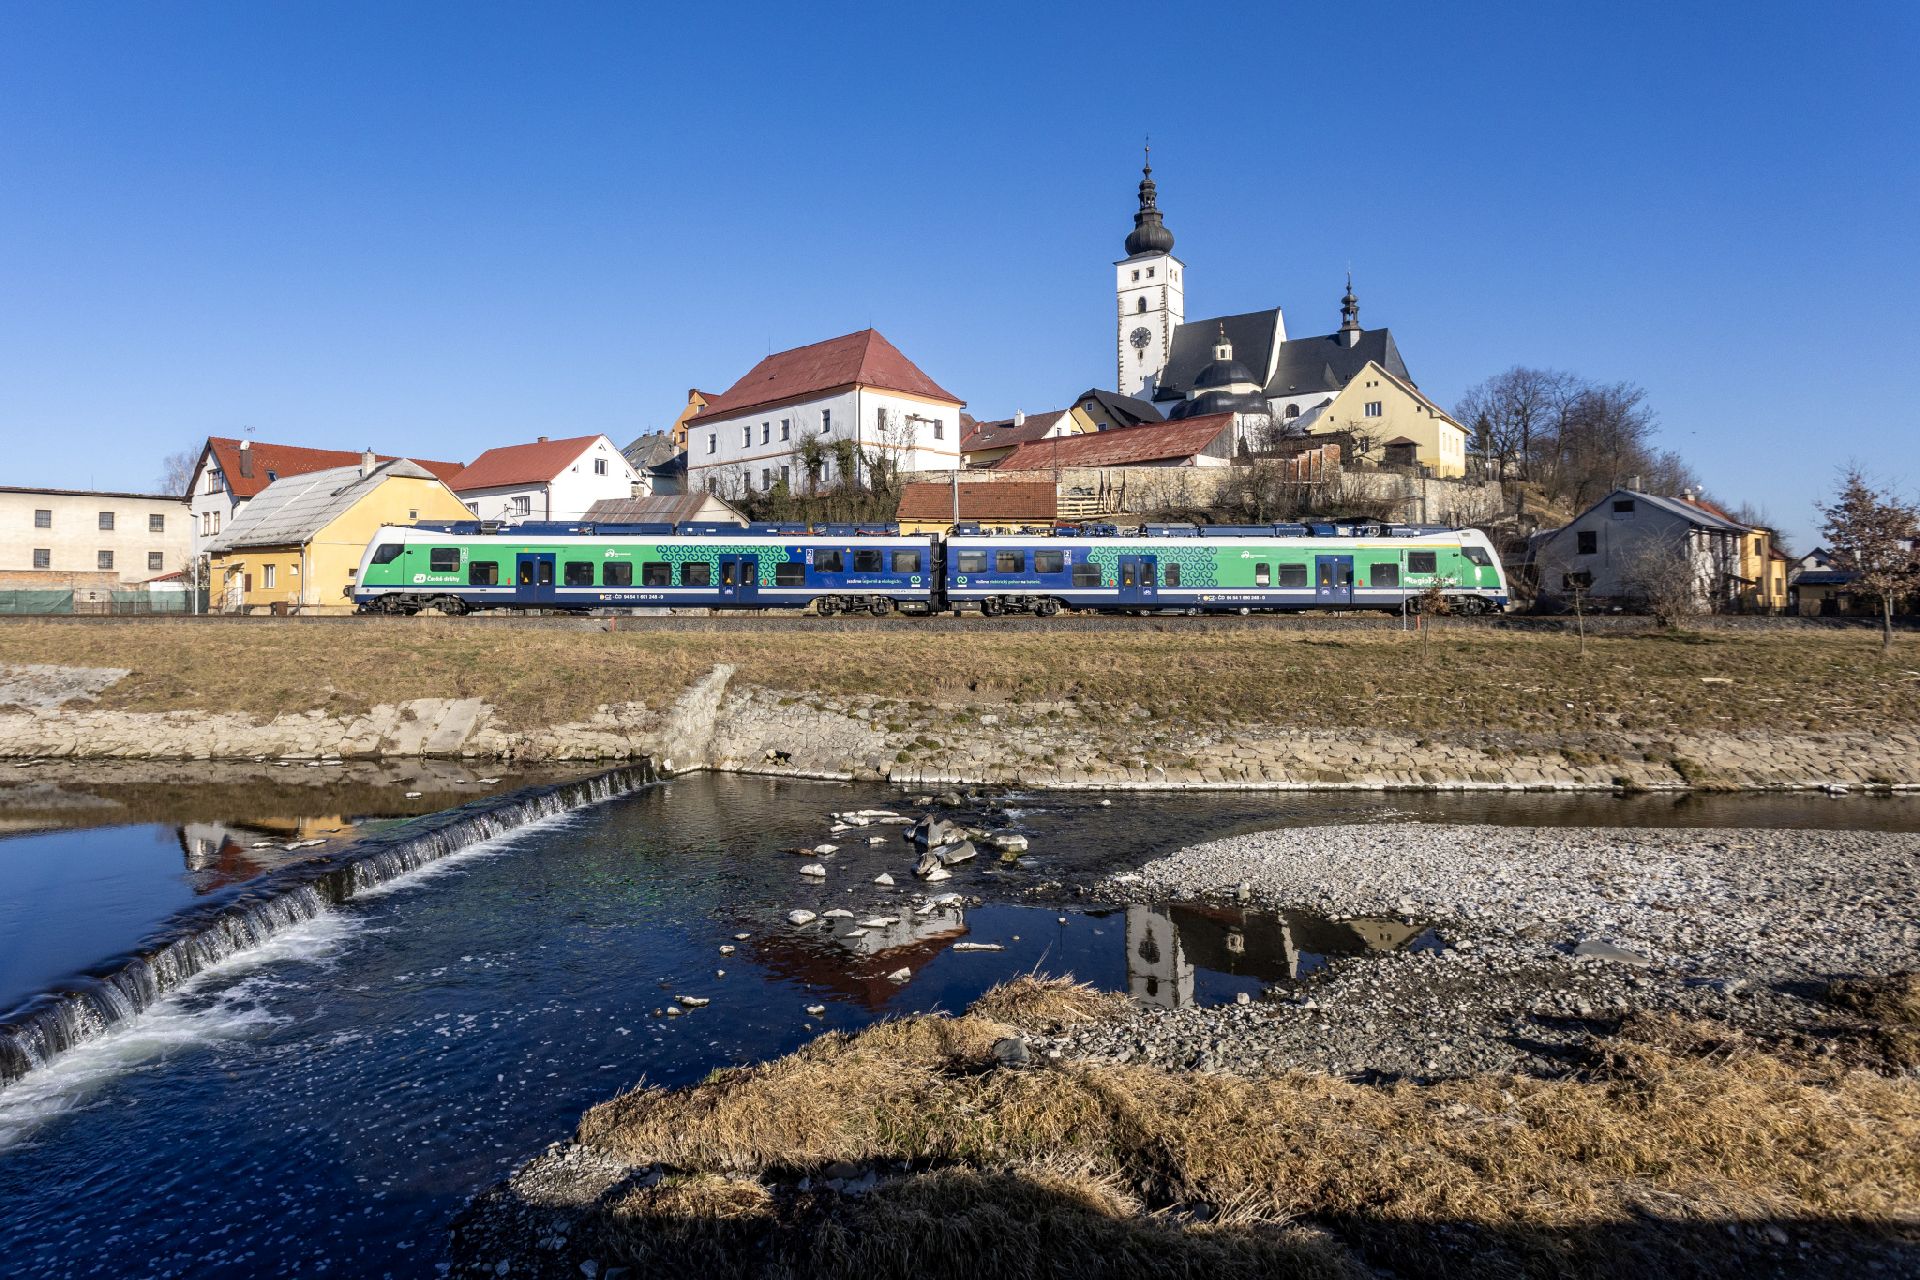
<box><xmin>1</xmin><ymin>663</ymin><xmax>1914</xmax><ymax>791</ymax></box>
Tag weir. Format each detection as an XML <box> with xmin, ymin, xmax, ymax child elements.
<box><xmin>0</xmin><ymin>763</ymin><xmax>656</xmax><ymax>1086</ymax></box>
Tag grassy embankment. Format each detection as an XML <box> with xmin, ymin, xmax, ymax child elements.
<box><xmin>486</xmin><ymin>975</ymin><xmax>1920</xmax><ymax>1279</ymax></box>
<box><xmin>1</xmin><ymin>620</ymin><xmax>1916</xmax><ymax>737</ymax></box>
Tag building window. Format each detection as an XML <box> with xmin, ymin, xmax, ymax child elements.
<box><xmin>932</xmin><ymin>419</ymin><xmax>944</xmax><ymax>440</ymax></box>
<box><xmin>262</xmin><ymin>564</ymin><xmax>276</xmax><ymax>588</ymax></box>
<box><xmin>34</xmin><ymin>509</ymin><xmax>51</xmax><ymax>528</ymax></box>
<box><xmin>780</xmin><ymin>465</ymin><xmax>790</xmax><ymax>487</ymax></box>
<box><xmin>594</xmin><ymin>457</ymin><xmax>608</xmax><ymax>476</ymax></box>
<box><xmin>212</xmin><ymin>512</ymin><xmax>220</xmax><ymax>533</ymax></box>
<box><xmin>1146</xmin><ymin>266</ymin><xmax>1155</xmax><ymax>278</ymax></box>
<box><xmin>1284</xmin><ymin>404</ymin><xmax>1299</xmax><ymax>419</ymax></box>
<box><xmin>1577</xmin><ymin>530</ymin><xmax>1598</xmax><ymax>555</ymax></box>
<box><xmin>821</xmin><ymin>409</ymin><xmax>832</xmax><ymax>433</ymax></box>
<box><xmin>707</xmin><ymin>432</ymin><xmax>717</xmax><ymax>454</ymax></box>
<box><xmin>761</xmin><ymin>422</ymin><xmax>771</xmax><ymax>444</ymax></box>
<box><xmin>761</xmin><ymin>468</ymin><xmax>772</xmax><ymax>490</ymax></box>
<box><xmin>32</xmin><ymin>548</ymin><xmax>49</xmax><ymax>569</ymax></box>
<box><xmin>98</xmin><ymin>511</ymin><xmax>115</xmax><ymax>530</ymax></box>
<box><xmin>148</xmin><ymin>551</ymin><xmax>164</xmax><ymax>571</ymax></box>
<box><xmin>1364</xmin><ymin>402</ymin><xmax>1383</xmax><ymax>418</ymax></box>
<box><xmin>97</xmin><ymin>550</ymin><xmax>114</xmax><ymax>570</ymax></box>
<box><xmin>511</xmin><ymin>495</ymin><xmax>532</xmax><ymax>516</ymax></box>
<box><xmin>780</xmin><ymin>419</ymin><xmax>791</xmax><ymax>441</ymax></box>
<box><xmin>741</xmin><ymin>425</ymin><xmax>751</xmax><ymax>447</ymax></box>
<box><xmin>1613</xmin><ymin>499</ymin><xmax>1636</xmax><ymax>513</ymax></box>
<box><xmin>149</xmin><ymin>512</ymin><xmax>166</xmax><ymax>532</ymax></box>
<box><xmin>1136</xmin><ymin>297</ymin><xmax>1147</xmax><ymax>313</ymax></box>
<box><xmin>265</xmin><ymin>469</ymin><xmax>277</xmax><ymax>481</ymax></box>
<box><xmin>1131</xmin><ymin>269</ymin><xmax>1139</xmax><ymax>281</ymax></box>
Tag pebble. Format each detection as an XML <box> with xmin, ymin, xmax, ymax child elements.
<box><xmin>799</xmin><ymin>862</ymin><xmax>827</xmax><ymax>878</ymax></box>
<box><xmin>786</xmin><ymin>910</ymin><xmax>817</xmax><ymax>926</ymax></box>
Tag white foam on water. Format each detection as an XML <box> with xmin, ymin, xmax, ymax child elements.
<box><xmin>0</xmin><ymin>909</ymin><xmax>357</xmax><ymax>1150</ymax></box>
<box><xmin>0</xmin><ymin>806</ymin><xmax>591</xmax><ymax>1146</ymax></box>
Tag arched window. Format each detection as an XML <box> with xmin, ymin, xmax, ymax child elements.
<box><xmin>1136</xmin><ymin>297</ymin><xmax>1147</xmax><ymax>313</ymax></box>
<box><xmin>1284</xmin><ymin>404</ymin><xmax>1300</xmax><ymax>419</ymax></box>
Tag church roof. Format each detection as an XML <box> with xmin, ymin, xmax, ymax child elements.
<box><xmin>1267</xmin><ymin>327</ymin><xmax>1412</xmax><ymax>398</ymax></box>
<box><xmin>1151</xmin><ymin>313</ymin><xmax>1413</xmax><ymax>403</ymax></box>
<box><xmin>692</xmin><ymin>329</ymin><xmax>961</xmax><ymax>422</ymax></box>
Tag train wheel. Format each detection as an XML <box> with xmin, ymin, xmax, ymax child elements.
<box><xmin>869</xmin><ymin>597</ymin><xmax>894</xmax><ymax>617</ymax></box>
<box><xmin>981</xmin><ymin>597</ymin><xmax>1003</xmax><ymax>618</ymax></box>
<box><xmin>1035</xmin><ymin>598</ymin><xmax>1059</xmax><ymax>618</ymax></box>
<box><xmin>1184</xmin><ymin>607</ymin><xmax>1200</xmax><ymax>617</ymax></box>
<box><xmin>816</xmin><ymin>598</ymin><xmax>837</xmax><ymax>617</ymax></box>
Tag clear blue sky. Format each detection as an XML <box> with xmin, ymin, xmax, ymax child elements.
<box><xmin>3</xmin><ymin>1</ymin><xmax>1915</xmax><ymax>549</ymax></box>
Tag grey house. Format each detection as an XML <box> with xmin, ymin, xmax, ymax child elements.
<box><xmin>1530</xmin><ymin>488</ymin><xmax>1747</xmax><ymax>609</ymax></box>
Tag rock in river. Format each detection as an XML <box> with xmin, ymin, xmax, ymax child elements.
<box><xmin>787</xmin><ymin>909</ymin><xmax>818</xmax><ymax>926</ymax></box>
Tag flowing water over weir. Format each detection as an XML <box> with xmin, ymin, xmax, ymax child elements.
<box><xmin>0</xmin><ymin>764</ymin><xmax>655</xmax><ymax>1085</ymax></box>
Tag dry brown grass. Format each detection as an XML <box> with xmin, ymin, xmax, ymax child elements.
<box><xmin>558</xmin><ymin>977</ymin><xmax>1920</xmax><ymax>1279</ymax></box>
<box><xmin>3</xmin><ymin>619</ymin><xmax>1917</xmax><ymax>737</ymax></box>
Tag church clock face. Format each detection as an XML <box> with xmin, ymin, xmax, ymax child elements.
<box><xmin>1129</xmin><ymin>326</ymin><xmax>1153</xmax><ymax>350</ymax></box>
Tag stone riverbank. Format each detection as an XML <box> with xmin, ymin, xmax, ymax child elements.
<box><xmin>3</xmin><ymin>661</ymin><xmax>1919</xmax><ymax>791</ymax></box>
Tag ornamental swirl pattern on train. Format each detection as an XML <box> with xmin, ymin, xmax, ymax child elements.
<box><xmin>348</xmin><ymin>518</ymin><xmax>1511</xmax><ymax>618</ymax></box>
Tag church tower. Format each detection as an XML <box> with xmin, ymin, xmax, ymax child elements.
<box><xmin>1115</xmin><ymin>148</ymin><xmax>1185</xmax><ymax>398</ymax></box>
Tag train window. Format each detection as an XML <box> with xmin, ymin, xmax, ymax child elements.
<box><xmin>681</xmin><ymin>562</ymin><xmax>712</xmax><ymax>587</ymax></box>
<box><xmin>1164</xmin><ymin>563</ymin><xmax>1181</xmax><ymax>587</ymax></box>
<box><xmin>995</xmin><ymin>551</ymin><xmax>1023</xmax><ymax>573</ymax></box>
<box><xmin>1070</xmin><ymin>563</ymin><xmax>1102</xmax><ymax>587</ymax></box>
<box><xmin>371</xmin><ymin>543</ymin><xmax>405</xmax><ymax>565</ymax></box>
<box><xmin>1033</xmin><ymin>550</ymin><xmax>1064</xmax><ymax>574</ymax></box>
<box><xmin>891</xmin><ymin>550</ymin><xmax>921</xmax><ymax>573</ymax></box>
<box><xmin>1254</xmin><ymin>563</ymin><xmax>1271</xmax><ymax>586</ymax></box>
<box><xmin>429</xmin><ymin>547</ymin><xmax>460</xmax><ymax>572</ymax></box>
<box><xmin>774</xmin><ymin>562</ymin><xmax>806</xmax><ymax>587</ymax></box>
<box><xmin>815</xmin><ymin>550</ymin><xmax>845</xmax><ymax>573</ymax></box>
<box><xmin>957</xmin><ymin>551</ymin><xmax>988</xmax><ymax>574</ymax></box>
<box><xmin>1408</xmin><ymin>551</ymin><xmax>1437</xmax><ymax>574</ymax></box>
<box><xmin>468</xmin><ymin>561</ymin><xmax>499</xmax><ymax>586</ymax></box>
<box><xmin>603</xmin><ymin>562</ymin><xmax>633</xmax><ymax>587</ymax></box>
<box><xmin>642</xmin><ymin>562</ymin><xmax>672</xmax><ymax>587</ymax></box>
<box><xmin>563</xmin><ymin>562</ymin><xmax>595</xmax><ymax>587</ymax></box>
<box><xmin>1370</xmin><ymin>563</ymin><xmax>1400</xmax><ymax>588</ymax></box>
<box><xmin>853</xmin><ymin>549</ymin><xmax>884</xmax><ymax>573</ymax></box>
<box><xmin>1276</xmin><ymin>563</ymin><xmax>1308</xmax><ymax>588</ymax></box>
<box><xmin>1462</xmin><ymin>547</ymin><xmax>1493</xmax><ymax>567</ymax></box>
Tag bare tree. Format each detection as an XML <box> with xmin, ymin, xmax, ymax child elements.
<box><xmin>1454</xmin><ymin>367</ymin><xmax>1577</xmax><ymax>483</ymax></box>
<box><xmin>1621</xmin><ymin>533</ymin><xmax>1714</xmax><ymax>628</ymax></box>
<box><xmin>1820</xmin><ymin>467</ymin><xmax>1920</xmax><ymax>651</ymax></box>
<box><xmin>157</xmin><ymin>446</ymin><xmax>200</xmax><ymax>496</ymax></box>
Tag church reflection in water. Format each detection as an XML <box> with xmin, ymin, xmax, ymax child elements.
<box><xmin>1125</xmin><ymin>902</ymin><xmax>1432</xmax><ymax>1009</ymax></box>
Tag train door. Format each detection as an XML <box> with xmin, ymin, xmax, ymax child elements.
<box><xmin>1118</xmin><ymin>555</ymin><xmax>1159</xmax><ymax>606</ymax></box>
<box><xmin>1314</xmin><ymin>555</ymin><xmax>1354</xmax><ymax>605</ymax></box>
<box><xmin>515</xmin><ymin>553</ymin><xmax>556</xmax><ymax>605</ymax></box>
<box><xmin>718</xmin><ymin>554</ymin><xmax>759</xmax><ymax>606</ymax></box>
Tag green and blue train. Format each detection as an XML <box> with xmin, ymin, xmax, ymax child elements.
<box><xmin>350</xmin><ymin>519</ymin><xmax>1508</xmax><ymax>616</ymax></box>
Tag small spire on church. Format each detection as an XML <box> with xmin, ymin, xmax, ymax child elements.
<box><xmin>1213</xmin><ymin>322</ymin><xmax>1232</xmax><ymax>361</ymax></box>
<box><xmin>1339</xmin><ymin>272</ymin><xmax>1361</xmax><ymax>345</ymax></box>
<box><xmin>1124</xmin><ymin>143</ymin><xmax>1175</xmax><ymax>257</ymax></box>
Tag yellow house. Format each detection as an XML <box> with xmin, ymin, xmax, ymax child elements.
<box><xmin>205</xmin><ymin>456</ymin><xmax>471</xmax><ymax>614</ymax></box>
<box><xmin>1288</xmin><ymin>360</ymin><xmax>1469</xmax><ymax>477</ymax></box>
<box><xmin>670</xmin><ymin>389</ymin><xmax>713</xmax><ymax>451</ymax></box>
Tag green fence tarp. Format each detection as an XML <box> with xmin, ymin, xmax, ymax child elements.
<box><xmin>0</xmin><ymin>591</ymin><xmax>75</xmax><ymax>615</ymax></box>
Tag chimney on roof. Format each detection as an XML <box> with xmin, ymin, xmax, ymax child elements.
<box><xmin>1626</xmin><ymin>474</ymin><xmax>1641</xmax><ymax>492</ymax></box>
<box><xmin>1680</xmin><ymin>486</ymin><xmax>1697</xmax><ymax>503</ymax></box>
<box><xmin>1013</xmin><ymin>411</ymin><xmax>1025</xmax><ymax>429</ymax></box>
<box><xmin>360</xmin><ymin>449</ymin><xmax>376</xmax><ymax>478</ymax></box>
<box><xmin>537</xmin><ymin>435</ymin><xmax>549</xmax><ymax>443</ymax></box>
<box><xmin>237</xmin><ymin>440</ymin><xmax>253</xmax><ymax>478</ymax></box>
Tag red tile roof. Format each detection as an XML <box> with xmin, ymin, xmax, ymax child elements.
<box><xmin>450</xmin><ymin>435</ymin><xmax>607</xmax><ymax>492</ymax></box>
<box><xmin>993</xmin><ymin>414</ymin><xmax>1237</xmax><ymax>470</ymax></box>
<box><xmin>895</xmin><ymin>481</ymin><xmax>1057</xmax><ymax>524</ymax></box>
<box><xmin>961</xmin><ymin>409</ymin><xmax>1073</xmax><ymax>453</ymax></box>
<box><xmin>205</xmin><ymin>437</ymin><xmax>466</xmax><ymax>499</ymax></box>
<box><xmin>692</xmin><ymin>329</ymin><xmax>961</xmax><ymax>421</ymax></box>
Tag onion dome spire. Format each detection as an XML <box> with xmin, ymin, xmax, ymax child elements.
<box><xmin>1340</xmin><ymin>271</ymin><xmax>1360</xmax><ymax>331</ymax></box>
<box><xmin>1124</xmin><ymin>142</ymin><xmax>1175</xmax><ymax>257</ymax></box>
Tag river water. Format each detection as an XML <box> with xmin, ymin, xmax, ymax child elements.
<box><xmin>1</xmin><ymin>771</ymin><xmax>1916</xmax><ymax>1278</ymax></box>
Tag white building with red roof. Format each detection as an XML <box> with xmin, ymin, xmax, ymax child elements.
<box><xmin>686</xmin><ymin>329</ymin><xmax>964</xmax><ymax>498</ymax></box>
<box><xmin>188</xmin><ymin>436</ymin><xmax>466</xmax><ymax>557</ymax></box>
<box><xmin>449</xmin><ymin>434</ymin><xmax>639</xmax><ymax>523</ymax></box>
